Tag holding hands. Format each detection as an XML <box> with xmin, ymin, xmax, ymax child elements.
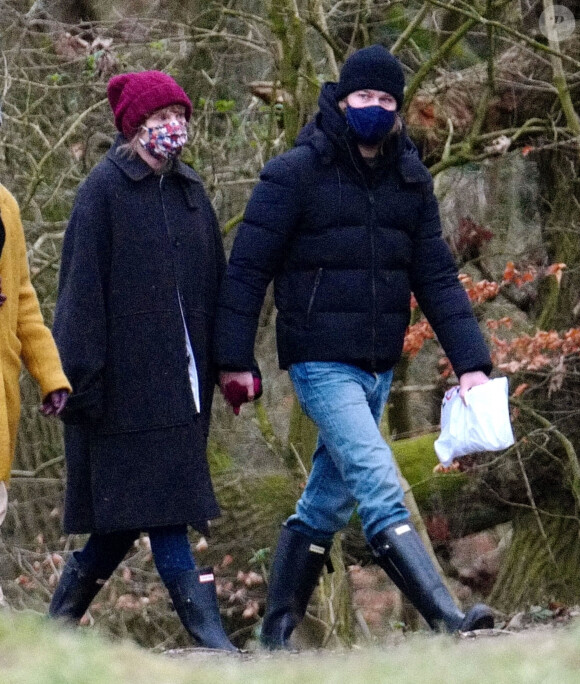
<box><xmin>219</xmin><ymin>371</ymin><xmax>262</xmax><ymax>415</ymax></box>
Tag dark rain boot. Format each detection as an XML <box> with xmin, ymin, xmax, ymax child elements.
<box><xmin>370</xmin><ymin>520</ymin><xmax>494</xmax><ymax>632</ymax></box>
<box><xmin>260</xmin><ymin>525</ymin><xmax>332</xmax><ymax>650</ymax></box>
<box><xmin>48</xmin><ymin>552</ymin><xmax>107</xmax><ymax>624</ymax></box>
<box><xmin>165</xmin><ymin>567</ymin><xmax>238</xmax><ymax>652</ymax></box>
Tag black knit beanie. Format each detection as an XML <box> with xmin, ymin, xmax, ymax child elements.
<box><xmin>335</xmin><ymin>45</ymin><xmax>405</xmax><ymax>110</ymax></box>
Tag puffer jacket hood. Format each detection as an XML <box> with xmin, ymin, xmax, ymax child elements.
<box><xmin>295</xmin><ymin>83</ymin><xmax>432</xmax><ymax>186</ymax></box>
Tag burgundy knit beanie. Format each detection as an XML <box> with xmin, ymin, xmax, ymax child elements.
<box><xmin>107</xmin><ymin>71</ymin><xmax>193</xmax><ymax>139</ymax></box>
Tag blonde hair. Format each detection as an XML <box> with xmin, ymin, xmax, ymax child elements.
<box><xmin>116</xmin><ymin>132</ymin><xmax>141</xmax><ymax>159</ymax></box>
<box><xmin>391</xmin><ymin>112</ymin><xmax>403</xmax><ymax>135</ymax></box>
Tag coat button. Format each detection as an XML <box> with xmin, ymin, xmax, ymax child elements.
<box><xmin>174</xmin><ymin>238</ymin><xmax>180</xmax><ymax>247</ymax></box>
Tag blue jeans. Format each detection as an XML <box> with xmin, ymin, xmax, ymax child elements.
<box><xmin>287</xmin><ymin>362</ymin><xmax>409</xmax><ymax>543</ymax></box>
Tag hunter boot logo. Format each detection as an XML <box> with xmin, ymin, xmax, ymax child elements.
<box><xmin>309</xmin><ymin>544</ymin><xmax>326</xmax><ymax>554</ymax></box>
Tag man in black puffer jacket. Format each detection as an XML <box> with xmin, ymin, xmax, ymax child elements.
<box><xmin>215</xmin><ymin>45</ymin><xmax>495</xmax><ymax>648</ymax></box>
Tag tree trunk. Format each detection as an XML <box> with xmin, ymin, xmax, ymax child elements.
<box><xmin>490</xmin><ymin>507</ymin><xmax>580</xmax><ymax>611</ymax></box>
<box><xmin>534</xmin><ymin>149</ymin><xmax>580</xmax><ymax>331</ymax></box>
<box><xmin>268</xmin><ymin>0</ymin><xmax>319</xmax><ymax>145</ymax></box>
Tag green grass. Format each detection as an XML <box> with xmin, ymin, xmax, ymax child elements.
<box><xmin>1</xmin><ymin>611</ymin><xmax>580</xmax><ymax>683</ymax></box>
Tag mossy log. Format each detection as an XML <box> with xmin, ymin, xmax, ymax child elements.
<box><xmin>206</xmin><ymin>431</ymin><xmax>510</xmax><ymax>569</ymax></box>
<box><xmin>392</xmin><ymin>433</ymin><xmax>511</xmax><ymax>537</ymax></box>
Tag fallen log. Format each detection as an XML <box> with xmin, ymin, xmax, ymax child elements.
<box><xmin>205</xmin><ymin>432</ymin><xmax>511</xmax><ymax>570</ymax></box>
<box><xmin>405</xmin><ymin>38</ymin><xmax>580</xmax><ymax>158</ymax></box>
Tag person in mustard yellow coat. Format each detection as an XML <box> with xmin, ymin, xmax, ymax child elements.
<box><xmin>0</xmin><ymin>106</ymin><xmax>71</xmax><ymax>607</ymax></box>
<box><xmin>0</xmin><ymin>183</ymin><xmax>71</xmax><ymax>478</ymax></box>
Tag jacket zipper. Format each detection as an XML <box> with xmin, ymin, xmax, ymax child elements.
<box><xmin>344</xmin><ymin>141</ymin><xmax>378</xmax><ymax>370</ymax></box>
<box><xmin>306</xmin><ymin>267</ymin><xmax>324</xmax><ymax>328</ymax></box>
<box><xmin>367</xmin><ymin>189</ymin><xmax>377</xmax><ymax>371</ymax></box>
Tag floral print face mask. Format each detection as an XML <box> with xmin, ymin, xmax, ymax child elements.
<box><xmin>139</xmin><ymin>121</ymin><xmax>188</xmax><ymax>160</ymax></box>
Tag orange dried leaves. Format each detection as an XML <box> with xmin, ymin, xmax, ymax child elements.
<box><xmin>404</xmin><ymin>262</ymin><xmax>575</xmax><ymax>373</ymax></box>
<box><xmin>491</xmin><ymin>328</ymin><xmax>580</xmax><ymax>373</ymax></box>
<box><xmin>403</xmin><ymin>319</ymin><xmax>435</xmax><ymax>358</ymax></box>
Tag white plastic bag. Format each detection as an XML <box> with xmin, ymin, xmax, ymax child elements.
<box><xmin>434</xmin><ymin>377</ymin><xmax>515</xmax><ymax>466</ymax></box>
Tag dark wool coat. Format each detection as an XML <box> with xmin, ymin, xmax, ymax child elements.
<box><xmin>214</xmin><ymin>84</ymin><xmax>492</xmax><ymax>377</ymax></box>
<box><xmin>53</xmin><ymin>137</ymin><xmax>226</xmax><ymax>534</ymax></box>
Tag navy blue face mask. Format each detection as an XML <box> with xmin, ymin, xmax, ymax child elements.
<box><xmin>345</xmin><ymin>105</ymin><xmax>396</xmax><ymax>145</ymax></box>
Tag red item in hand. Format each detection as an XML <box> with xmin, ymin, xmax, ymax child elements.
<box><xmin>223</xmin><ymin>377</ymin><xmax>262</xmax><ymax>415</ymax></box>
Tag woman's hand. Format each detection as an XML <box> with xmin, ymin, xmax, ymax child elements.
<box><xmin>219</xmin><ymin>371</ymin><xmax>260</xmax><ymax>415</ymax></box>
<box><xmin>40</xmin><ymin>389</ymin><xmax>70</xmax><ymax>416</ymax></box>
<box><xmin>458</xmin><ymin>371</ymin><xmax>489</xmax><ymax>404</ymax></box>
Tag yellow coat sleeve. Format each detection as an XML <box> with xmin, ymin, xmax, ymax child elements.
<box><xmin>9</xmin><ymin>189</ymin><xmax>71</xmax><ymax>397</ymax></box>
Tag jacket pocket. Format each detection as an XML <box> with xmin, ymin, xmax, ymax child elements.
<box><xmin>61</xmin><ymin>378</ymin><xmax>104</xmax><ymax>425</ymax></box>
<box><xmin>305</xmin><ymin>268</ymin><xmax>324</xmax><ymax>328</ymax></box>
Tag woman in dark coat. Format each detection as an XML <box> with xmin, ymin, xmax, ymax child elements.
<box><xmin>214</xmin><ymin>46</ymin><xmax>495</xmax><ymax>648</ymax></box>
<box><xmin>49</xmin><ymin>71</ymin><xmax>235</xmax><ymax>651</ymax></box>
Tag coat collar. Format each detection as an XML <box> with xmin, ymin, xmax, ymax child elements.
<box><xmin>106</xmin><ymin>134</ymin><xmax>202</xmax><ymax>185</ymax></box>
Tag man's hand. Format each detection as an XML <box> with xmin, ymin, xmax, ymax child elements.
<box><xmin>219</xmin><ymin>371</ymin><xmax>259</xmax><ymax>415</ymax></box>
<box><xmin>40</xmin><ymin>389</ymin><xmax>70</xmax><ymax>416</ymax></box>
<box><xmin>458</xmin><ymin>371</ymin><xmax>489</xmax><ymax>404</ymax></box>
